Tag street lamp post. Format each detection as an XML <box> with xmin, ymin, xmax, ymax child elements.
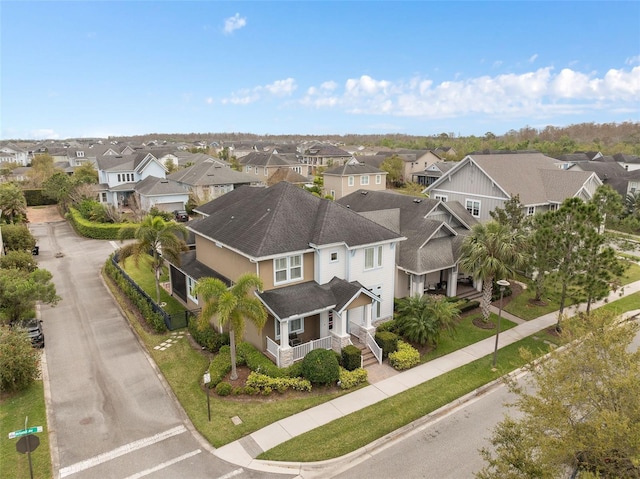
<box><xmin>492</xmin><ymin>279</ymin><xmax>511</xmax><ymax>369</ymax></box>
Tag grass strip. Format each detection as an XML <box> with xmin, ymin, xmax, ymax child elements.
<box><xmin>259</xmin><ymin>334</ymin><xmax>557</xmax><ymax>462</ymax></box>
<box><xmin>0</xmin><ymin>381</ymin><xmax>51</xmax><ymax>479</ymax></box>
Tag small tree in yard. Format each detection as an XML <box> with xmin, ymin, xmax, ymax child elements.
<box><xmin>0</xmin><ymin>326</ymin><xmax>40</xmax><ymax>392</ymax></box>
<box><xmin>0</xmin><ymin>182</ymin><xmax>28</xmax><ymax>223</ymax></box>
<box><xmin>0</xmin><ymin>250</ymin><xmax>38</xmax><ymax>272</ymax></box>
<box><xmin>0</xmin><ymin>223</ymin><xmax>36</xmax><ymax>252</ymax></box>
<box><xmin>0</xmin><ymin>268</ymin><xmax>60</xmax><ymax>324</ymax></box>
<box><xmin>476</xmin><ymin>310</ymin><xmax>640</xmax><ymax>479</ymax></box>
<box><xmin>395</xmin><ymin>294</ymin><xmax>460</xmax><ymax>347</ymax></box>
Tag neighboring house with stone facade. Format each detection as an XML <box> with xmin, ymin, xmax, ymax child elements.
<box><xmin>166</xmin><ymin>181</ymin><xmax>404</xmax><ymax>367</ymax></box>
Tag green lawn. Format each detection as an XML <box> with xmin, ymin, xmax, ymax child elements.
<box><xmin>0</xmin><ymin>381</ymin><xmax>51</xmax><ymax>479</ymax></box>
<box><xmin>259</xmin><ymin>333</ymin><xmax>559</xmax><ymax>462</ymax></box>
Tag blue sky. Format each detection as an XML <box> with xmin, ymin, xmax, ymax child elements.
<box><xmin>2</xmin><ymin>1</ymin><xmax>639</xmax><ymax>140</ymax></box>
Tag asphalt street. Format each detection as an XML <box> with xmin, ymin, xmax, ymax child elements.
<box><xmin>31</xmin><ymin>220</ymin><xmax>289</xmax><ymax>479</ymax></box>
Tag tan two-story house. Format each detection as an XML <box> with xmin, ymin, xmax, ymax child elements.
<box><xmin>167</xmin><ymin>182</ymin><xmax>405</xmax><ymax>367</ymax></box>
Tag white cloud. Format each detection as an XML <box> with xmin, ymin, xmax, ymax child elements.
<box><xmin>222</xmin><ymin>78</ymin><xmax>297</xmax><ymax>105</ymax></box>
<box><xmin>223</xmin><ymin>13</ymin><xmax>246</xmax><ymax>35</ymax></box>
<box><xmin>298</xmin><ymin>66</ymin><xmax>640</xmax><ymax>121</ymax></box>
<box><xmin>30</xmin><ymin>129</ymin><xmax>59</xmax><ymax>140</ymax></box>
<box><xmin>205</xmin><ymin>97</ymin><xmax>214</xmax><ymax>105</ymax></box>
<box><xmin>626</xmin><ymin>55</ymin><xmax>640</xmax><ymax>66</ymax></box>
<box><xmin>529</xmin><ymin>53</ymin><xmax>538</xmax><ymax>63</ymax></box>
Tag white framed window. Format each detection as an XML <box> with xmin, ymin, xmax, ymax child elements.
<box><xmin>465</xmin><ymin>199</ymin><xmax>481</xmax><ymax>217</ymax></box>
<box><xmin>360</xmin><ymin>175</ymin><xmax>370</xmax><ymax>185</ymax></box>
<box><xmin>264</xmin><ymin>167</ymin><xmax>268</xmax><ymax>176</ymax></box>
<box><xmin>434</xmin><ymin>194</ymin><xmax>448</xmax><ymax>202</ymax></box>
<box><xmin>275</xmin><ymin>318</ymin><xmax>304</xmax><ymax>339</ymax></box>
<box><xmin>328</xmin><ymin>310</ymin><xmax>333</xmax><ymax>330</ymax></box>
<box><xmin>274</xmin><ymin>254</ymin><xmax>303</xmax><ymax>284</ymax></box>
<box><xmin>246</xmin><ymin>166</ymin><xmax>252</xmax><ymax>173</ymax></box>
<box><xmin>527</xmin><ymin>206</ymin><xmax>536</xmax><ymax>216</ymax></box>
<box><xmin>364</xmin><ymin>245</ymin><xmax>383</xmax><ymax>270</ymax></box>
<box><xmin>117</xmin><ymin>174</ymin><xmax>121</xmax><ymax>182</ymax></box>
<box><xmin>330</xmin><ymin>251</ymin><xmax>338</xmax><ymax>262</ymax></box>
<box><xmin>375</xmin><ymin>174</ymin><xmax>382</xmax><ymax>184</ymax></box>
<box><xmin>348</xmin><ymin>176</ymin><xmax>354</xmax><ymax>186</ymax></box>
<box><xmin>187</xmin><ymin>277</ymin><xmax>198</xmax><ymax>304</ymax></box>
<box><xmin>549</xmin><ymin>203</ymin><xmax>559</xmax><ymax>211</ymax></box>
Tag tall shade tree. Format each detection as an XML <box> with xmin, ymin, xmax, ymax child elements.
<box><xmin>380</xmin><ymin>155</ymin><xmax>404</xmax><ymax>186</ymax></box>
<box><xmin>0</xmin><ymin>268</ymin><xmax>60</xmax><ymax>324</ymax></box>
<box><xmin>118</xmin><ymin>215</ymin><xmax>188</xmax><ymax>304</ymax></box>
<box><xmin>459</xmin><ymin>221</ymin><xmax>526</xmax><ymax>323</ymax></box>
<box><xmin>489</xmin><ymin>194</ymin><xmax>527</xmax><ymax>232</ymax></box>
<box><xmin>476</xmin><ymin>310</ymin><xmax>640</xmax><ymax>479</ymax></box>
<box><xmin>27</xmin><ymin>153</ymin><xmax>56</xmax><ymax>187</ymax></box>
<box><xmin>395</xmin><ymin>294</ymin><xmax>460</xmax><ymax>347</ymax></box>
<box><xmin>0</xmin><ymin>182</ymin><xmax>28</xmax><ymax>223</ymax></box>
<box><xmin>194</xmin><ymin>274</ymin><xmax>267</xmax><ymax>380</ymax></box>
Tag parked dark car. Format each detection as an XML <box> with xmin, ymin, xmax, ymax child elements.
<box><xmin>173</xmin><ymin>210</ymin><xmax>189</xmax><ymax>222</ymax></box>
<box><xmin>14</xmin><ymin>319</ymin><xmax>45</xmax><ymax>348</ymax></box>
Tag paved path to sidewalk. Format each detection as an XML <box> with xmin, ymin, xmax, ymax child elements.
<box><xmin>214</xmin><ymin>280</ymin><xmax>640</xmax><ymax>472</ymax></box>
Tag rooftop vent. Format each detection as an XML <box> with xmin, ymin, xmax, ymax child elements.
<box><xmin>361</xmin><ymin>191</ymin><xmax>368</xmax><ymax>195</ymax></box>
<box><xmin>413</xmin><ymin>198</ymin><xmax>422</xmax><ymax>203</ymax></box>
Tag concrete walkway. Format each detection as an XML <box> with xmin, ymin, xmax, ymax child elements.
<box><xmin>214</xmin><ymin>280</ymin><xmax>640</xmax><ymax>475</ymax></box>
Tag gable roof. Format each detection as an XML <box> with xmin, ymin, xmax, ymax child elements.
<box><xmin>134</xmin><ymin>176</ymin><xmax>187</xmax><ymax>196</ymax></box>
<box><xmin>189</xmin><ymin>182</ymin><xmax>403</xmax><ymax>259</ymax></box>
<box><xmin>323</xmin><ymin>162</ymin><xmax>386</xmax><ymax>176</ymax></box>
<box><xmin>336</xmin><ymin>189</ymin><xmax>477</xmax><ymax>274</ymax></box>
<box><xmin>428</xmin><ymin>153</ymin><xmax>600</xmax><ymax>205</ymax></box>
<box><xmin>96</xmin><ymin>152</ymin><xmax>165</xmax><ymax>173</ymax></box>
<box><xmin>267</xmin><ymin>167</ymin><xmax>309</xmax><ymax>186</ymax></box>
<box><xmin>239</xmin><ymin>151</ymin><xmax>296</xmax><ymax>167</ymax></box>
<box><xmin>167</xmin><ymin>159</ymin><xmax>257</xmax><ymax>186</ymax></box>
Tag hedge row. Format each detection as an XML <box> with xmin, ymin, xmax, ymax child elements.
<box><xmin>23</xmin><ymin>189</ymin><xmax>57</xmax><ymax>206</ymax></box>
<box><xmin>187</xmin><ymin>319</ymin><xmax>229</xmax><ymax>354</ymax></box>
<box><xmin>104</xmin><ymin>256</ymin><xmax>167</xmax><ymax>333</ymax></box>
<box><xmin>245</xmin><ymin>371</ymin><xmax>312</xmax><ymax>394</ymax></box>
<box><xmin>68</xmin><ymin>207</ymin><xmax>134</xmax><ymax>240</ymax></box>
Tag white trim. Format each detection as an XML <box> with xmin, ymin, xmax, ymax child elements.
<box><xmin>273</xmin><ymin>254</ymin><xmax>303</xmax><ymax>285</ymax></box>
<box><xmin>360</xmin><ymin>175</ymin><xmax>370</xmax><ymax>185</ymax></box>
<box><xmin>465</xmin><ymin>199</ymin><xmax>481</xmax><ymax>218</ymax></box>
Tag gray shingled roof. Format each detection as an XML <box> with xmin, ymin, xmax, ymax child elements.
<box><xmin>463</xmin><ymin>153</ymin><xmax>598</xmax><ymax>205</ymax></box>
<box><xmin>257</xmin><ymin>277</ymin><xmax>367</xmax><ymax>320</ymax></box>
<box><xmin>189</xmin><ymin>182</ymin><xmax>402</xmax><ymax>258</ymax></box>
<box><xmin>134</xmin><ymin>176</ymin><xmax>187</xmax><ymax>196</ymax></box>
<box><xmin>323</xmin><ymin>162</ymin><xmax>386</xmax><ymax>176</ymax></box>
<box><xmin>240</xmin><ymin>151</ymin><xmax>296</xmax><ymax>167</ymax></box>
<box><xmin>167</xmin><ymin>159</ymin><xmax>257</xmax><ymax>186</ymax></box>
<box><xmin>337</xmin><ymin>189</ymin><xmax>477</xmax><ymax>274</ymax></box>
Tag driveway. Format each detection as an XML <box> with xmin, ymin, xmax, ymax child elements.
<box><xmin>30</xmin><ymin>218</ymin><xmax>288</xmax><ymax>479</ymax></box>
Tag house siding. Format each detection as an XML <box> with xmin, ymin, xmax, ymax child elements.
<box><xmin>258</xmin><ymin>252</ymin><xmax>315</xmax><ymax>291</ymax></box>
<box><xmin>194</xmin><ymin>236</ymin><xmax>255</xmax><ymax>281</ymax></box>
<box><xmin>348</xmin><ymin>243</ymin><xmax>396</xmax><ymax>320</ymax></box>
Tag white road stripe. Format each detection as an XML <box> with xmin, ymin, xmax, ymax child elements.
<box><xmin>59</xmin><ymin>425</ymin><xmax>187</xmax><ymax>478</ymax></box>
<box><xmin>123</xmin><ymin>449</ymin><xmax>202</xmax><ymax>479</ymax></box>
<box><xmin>218</xmin><ymin>469</ymin><xmax>244</xmax><ymax>479</ymax></box>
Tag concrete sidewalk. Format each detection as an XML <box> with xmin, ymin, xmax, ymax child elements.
<box><xmin>214</xmin><ymin>280</ymin><xmax>640</xmax><ymax>475</ymax></box>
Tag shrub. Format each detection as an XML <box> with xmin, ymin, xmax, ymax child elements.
<box><xmin>237</xmin><ymin>342</ymin><xmax>285</xmax><ymax>377</ymax></box>
<box><xmin>68</xmin><ymin>207</ymin><xmax>134</xmax><ymax>240</ymax></box>
<box><xmin>188</xmin><ymin>319</ymin><xmax>229</xmax><ymax>353</ymax></box>
<box><xmin>208</xmin><ymin>346</ymin><xmax>232</xmax><ymax>387</ymax></box>
<box><xmin>242</xmin><ymin>385</ymin><xmax>258</xmax><ymax>395</ymax></box>
<box><xmin>1</xmin><ymin>223</ymin><xmax>36</xmax><ymax>252</ymax></box>
<box><xmin>0</xmin><ymin>326</ymin><xmax>40</xmax><ymax>392</ymax></box>
<box><xmin>301</xmin><ymin>349</ymin><xmax>340</xmax><ymax>385</ymax></box>
<box><xmin>245</xmin><ymin>371</ymin><xmax>312</xmax><ymax>394</ymax></box>
<box><xmin>375</xmin><ymin>319</ymin><xmax>398</xmax><ymax>333</ymax></box>
<box><xmin>215</xmin><ymin>382</ymin><xmax>232</xmax><ymax>396</ymax></box>
<box><xmin>23</xmin><ymin>189</ymin><xmax>57</xmax><ymax>206</ymax></box>
<box><xmin>341</xmin><ymin>345</ymin><xmax>362</xmax><ymax>371</ymax></box>
<box><xmin>459</xmin><ymin>300</ymin><xmax>480</xmax><ymax>313</ymax></box>
<box><xmin>374</xmin><ymin>331</ymin><xmax>399</xmax><ymax>359</ymax></box>
<box><xmin>338</xmin><ymin>367</ymin><xmax>368</xmax><ymax>390</ymax></box>
<box><xmin>389</xmin><ymin>340</ymin><xmax>420</xmax><ymax>370</ymax></box>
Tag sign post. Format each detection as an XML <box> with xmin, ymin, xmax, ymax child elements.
<box><xmin>203</xmin><ymin>371</ymin><xmax>211</xmax><ymax>422</ymax></box>
<box><xmin>8</xmin><ymin>417</ymin><xmax>42</xmax><ymax>479</ymax></box>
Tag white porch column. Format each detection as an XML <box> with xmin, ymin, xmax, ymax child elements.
<box><xmin>447</xmin><ymin>268</ymin><xmax>457</xmax><ymax>297</ymax></box>
<box><xmin>279</xmin><ymin>319</ymin><xmax>290</xmax><ymax>349</ymax></box>
<box><xmin>415</xmin><ymin>274</ymin><xmax>425</xmax><ymax>297</ymax></box>
<box><xmin>364</xmin><ymin>302</ymin><xmax>373</xmax><ymax>329</ymax></box>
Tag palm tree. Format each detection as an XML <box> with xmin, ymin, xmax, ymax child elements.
<box><xmin>459</xmin><ymin>221</ymin><xmax>526</xmax><ymax>323</ymax></box>
<box><xmin>395</xmin><ymin>294</ymin><xmax>460</xmax><ymax>347</ymax></box>
<box><xmin>0</xmin><ymin>183</ymin><xmax>28</xmax><ymax>223</ymax></box>
<box><xmin>194</xmin><ymin>274</ymin><xmax>267</xmax><ymax>380</ymax></box>
<box><xmin>118</xmin><ymin>214</ymin><xmax>188</xmax><ymax>304</ymax></box>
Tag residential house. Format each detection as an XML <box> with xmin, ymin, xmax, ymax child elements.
<box><xmin>425</xmin><ymin>152</ymin><xmax>602</xmax><ymax>222</ymax></box>
<box><xmin>571</xmin><ymin>160</ymin><xmax>640</xmax><ymax>198</ymax></box>
<box><xmin>373</xmin><ymin>149</ymin><xmax>443</xmax><ymax>183</ymax></box>
<box><xmin>167</xmin><ymin>158</ymin><xmax>261</xmax><ymax>202</ymax></box>
<box><xmin>167</xmin><ymin>182</ymin><xmax>405</xmax><ymax>367</ymax></box>
<box><xmin>614</xmin><ymin>153</ymin><xmax>640</xmax><ymax>171</ymax></box>
<box><xmin>412</xmin><ymin>161</ymin><xmax>457</xmax><ymax>187</ymax></box>
<box><xmin>301</xmin><ymin>144</ymin><xmax>353</xmax><ymax>174</ymax></box>
<box><xmin>0</xmin><ymin>143</ymin><xmax>29</xmax><ymax>166</ymax></box>
<box><xmin>337</xmin><ymin>190</ymin><xmax>478</xmax><ymax>299</ymax></box>
<box><xmin>322</xmin><ymin>160</ymin><xmax>387</xmax><ymax>200</ymax></box>
<box><xmin>96</xmin><ymin>152</ymin><xmax>167</xmax><ymax>207</ymax></box>
<box><xmin>133</xmin><ymin>176</ymin><xmax>190</xmax><ymax>212</ymax></box>
<box><xmin>266</xmin><ymin>167</ymin><xmax>310</xmax><ymax>187</ymax></box>
<box><xmin>240</xmin><ymin>150</ymin><xmax>308</xmax><ymax>180</ymax></box>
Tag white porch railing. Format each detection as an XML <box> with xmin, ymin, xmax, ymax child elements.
<box><xmin>292</xmin><ymin>336</ymin><xmax>332</xmax><ymax>362</ymax></box>
<box><xmin>266</xmin><ymin>336</ymin><xmax>280</xmax><ymax>367</ymax></box>
<box><xmin>266</xmin><ymin>336</ymin><xmax>333</xmax><ymax>364</ymax></box>
<box><xmin>366</xmin><ymin>331</ymin><xmax>383</xmax><ymax>365</ymax></box>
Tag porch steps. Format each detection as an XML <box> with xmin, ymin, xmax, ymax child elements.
<box><xmin>455</xmin><ymin>288</ymin><xmax>482</xmax><ymax>301</ymax></box>
<box><xmin>352</xmin><ymin>340</ymin><xmax>379</xmax><ymax>367</ymax></box>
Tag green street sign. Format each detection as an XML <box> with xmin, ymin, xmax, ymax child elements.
<box><xmin>8</xmin><ymin>426</ymin><xmax>42</xmax><ymax>439</ymax></box>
